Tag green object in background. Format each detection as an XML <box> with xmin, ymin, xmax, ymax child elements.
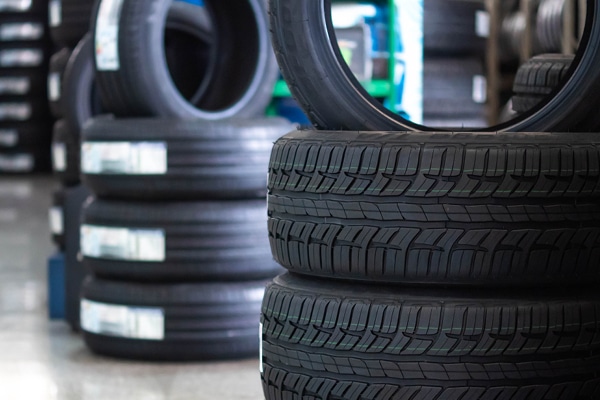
<box><xmin>272</xmin><ymin>0</ymin><xmax>398</xmax><ymax>102</ymax></box>
<box><xmin>273</xmin><ymin>79</ymin><xmax>391</xmax><ymax>99</ymax></box>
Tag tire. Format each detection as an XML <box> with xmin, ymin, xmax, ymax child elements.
<box><xmin>48</xmin><ymin>48</ymin><xmax>71</xmax><ymax>118</ymax></box>
<box><xmin>50</xmin><ymin>189</ymin><xmax>65</xmax><ymax>250</ymax></box>
<box><xmin>0</xmin><ymin>67</ymin><xmax>48</xmax><ymax>97</ymax></box>
<box><xmin>81</xmin><ymin>117</ymin><xmax>294</xmax><ymax>200</ymax></box>
<box><xmin>0</xmin><ymin>0</ymin><xmax>47</xmax><ymax>13</ymax></box>
<box><xmin>0</xmin><ymin>121</ymin><xmax>51</xmax><ymax>149</ymax></box>
<box><xmin>0</xmin><ymin>96</ymin><xmax>49</xmax><ymax>122</ymax></box>
<box><xmin>0</xmin><ymin>17</ymin><xmax>45</xmax><ymax>42</ymax></box>
<box><xmin>261</xmin><ymin>273</ymin><xmax>600</xmax><ymax>400</ymax></box>
<box><xmin>0</xmin><ymin>45</ymin><xmax>46</xmax><ymax>69</ymax></box>
<box><xmin>49</xmin><ymin>0</ymin><xmax>95</xmax><ymax>47</ymax></box>
<box><xmin>81</xmin><ymin>197</ymin><xmax>282</xmax><ymax>281</ymax></box>
<box><xmin>52</xmin><ymin>119</ymin><xmax>79</xmax><ymax>186</ymax></box>
<box><xmin>513</xmin><ymin>54</ymin><xmax>575</xmax><ymax>114</ymax></box>
<box><xmin>269</xmin><ymin>0</ymin><xmax>600</xmax><ymax>131</ymax></box>
<box><xmin>81</xmin><ymin>276</ymin><xmax>267</xmax><ymax>361</ymax></box>
<box><xmin>268</xmin><ymin>130</ymin><xmax>600</xmax><ymax>287</ymax></box>
<box><xmin>0</xmin><ymin>147</ymin><xmax>51</xmax><ymax>173</ymax></box>
<box><xmin>537</xmin><ymin>0</ymin><xmax>566</xmax><ymax>52</ymax></box>
<box><xmin>92</xmin><ymin>0</ymin><xmax>278</xmax><ymax>120</ymax></box>
<box><xmin>62</xmin><ymin>33</ymin><xmax>104</xmax><ymax>135</ymax></box>
<box><xmin>423</xmin><ymin>57</ymin><xmax>486</xmax><ymax>120</ymax></box>
<box><xmin>423</xmin><ymin>0</ymin><xmax>486</xmax><ymax>55</ymax></box>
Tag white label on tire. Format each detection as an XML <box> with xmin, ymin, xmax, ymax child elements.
<box><xmin>0</xmin><ymin>153</ymin><xmax>33</xmax><ymax>171</ymax></box>
<box><xmin>472</xmin><ymin>75</ymin><xmax>487</xmax><ymax>104</ymax></box>
<box><xmin>0</xmin><ymin>0</ymin><xmax>33</xmax><ymax>12</ymax></box>
<box><xmin>475</xmin><ymin>10</ymin><xmax>490</xmax><ymax>38</ymax></box>
<box><xmin>81</xmin><ymin>142</ymin><xmax>167</xmax><ymax>175</ymax></box>
<box><xmin>80</xmin><ymin>224</ymin><xmax>166</xmax><ymax>262</ymax></box>
<box><xmin>0</xmin><ymin>49</ymin><xmax>43</xmax><ymax>67</ymax></box>
<box><xmin>0</xmin><ymin>129</ymin><xmax>18</xmax><ymax>147</ymax></box>
<box><xmin>0</xmin><ymin>103</ymin><xmax>31</xmax><ymax>121</ymax></box>
<box><xmin>49</xmin><ymin>0</ymin><xmax>62</xmax><ymax>27</ymax></box>
<box><xmin>80</xmin><ymin>299</ymin><xmax>165</xmax><ymax>340</ymax></box>
<box><xmin>52</xmin><ymin>142</ymin><xmax>67</xmax><ymax>171</ymax></box>
<box><xmin>259</xmin><ymin>322</ymin><xmax>263</xmax><ymax>373</ymax></box>
<box><xmin>0</xmin><ymin>77</ymin><xmax>30</xmax><ymax>95</ymax></box>
<box><xmin>95</xmin><ymin>0</ymin><xmax>125</xmax><ymax>71</ymax></box>
<box><xmin>0</xmin><ymin>22</ymin><xmax>44</xmax><ymax>41</ymax></box>
<box><xmin>49</xmin><ymin>206</ymin><xmax>64</xmax><ymax>235</ymax></box>
<box><xmin>48</xmin><ymin>72</ymin><xmax>61</xmax><ymax>101</ymax></box>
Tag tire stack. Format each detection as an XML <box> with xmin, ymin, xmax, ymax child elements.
<box><xmin>0</xmin><ymin>0</ymin><xmax>52</xmax><ymax>173</ymax></box>
<box><xmin>48</xmin><ymin>0</ymin><xmax>96</xmax><ymax>187</ymax></box>
<box><xmin>47</xmin><ymin>0</ymin><xmax>97</xmax><ymax>268</ymax></box>
<box><xmin>76</xmin><ymin>0</ymin><xmax>294</xmax><ymax>361</ymax></box>
<box><xmin>261</xmin><ymin>1</ymin><xmax>600</xmax><ymax>398</ymax></box>
<box><xmin>423</xmin><ymin>0</ymin><xmax>487</xmax><ymax>127</ymax></box>
<box><xmin>512</xmin><ymin>53</ymin><xmax>574</xmax><ymax>115</ymax></box>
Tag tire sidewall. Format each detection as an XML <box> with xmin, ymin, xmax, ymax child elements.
<box><xmin>272</xmin><ymin>0</ymin><xmax>600</xmax><ymax>131</ymax></box>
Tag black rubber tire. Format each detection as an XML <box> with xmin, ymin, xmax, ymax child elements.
<box><xmin>62</xmin><ymin>33</ymin><xmax>104</xmax><ymax>135</ymax></box>
<box><xmin>49</xmin><ymin>0</ymin><xmax>95</xmax><ymax>47</ymax></box>
<box><xmin>50</xmin><ymin>188</ymin><xmax>65</xmax><ymax>250</ymax></box>
<box><xmin>48</xmin><ymin>48</ymin><xmax>71</xmax><ymax>118</ymax></box>
<box><xmin>0</xmin><ymin>146</ymin><xmax>51</xmax><ymax>173</ymax></box>
<box><xmin>261</xmin><ymin>273</ymin><xmax>600</xmax><ymax>400</ymax></box>
<box><xmin>424</xmin><ymin>0</ymin><xmax>486</xmax><ymax>55</ymax></box>
<box><xmin>0</xmin><ymin>121</ymin><xmax>51</xmax><ymax>149</ymax></box>
<box><xmin>81</xmin><ymin>276</ymin><xmax>267</xmax><ymax>361</ymax></box>
<box><xmin>0</xmin><ymin>0</ymin><xmax>47</xmax><ymax>13</ymax></box>
<box><xmin>0</xmin><ymin>95</ymin><xmax>49</xmax><ymax>122</ymax></box>
<box><xmin>81</xmin><ymin>117</ymin><xmax>293</xmax><ymax>200</ymax></box>
<box><xmin>536</xmin><ymin>0</ymin><xmax>567</xmax><ymax>53</ymax></box>
<box><xmin>0</xmin><ymin>16</ymin><xmax>46</xmax><ymax>42</ymax></box>
<box><xmin>52</xmin><ymin>119</ymin><xmax>79</xmax><ymax>186</ymax></box>
<box><xmin>0</xmin><ymin>44</ymin><xmax>46</xmax><ymax>69</ymax></box>
<box><xmin>92</xmin><ymin>0</ymin><xmax>278</xmax><ymax>119</ymax></box>
<box><xmin>513</xmin><ymin>54</ymin><xmax>575</xmax><ymax>114</ymax></box>
<box><xmin>268</xmin><ymin>130</ymin><xmax>600</xmax><ymax>287</ymax></box>
<box><xmin>82</xmin><ymin>197</ymin><xmax>282</xmax><ymax>282</ymax></box>
<box><xmin>423</xmin><ymin>57</ymin><xmax>486</xmax><ymax>120</ymax></box>
<box><xmin>269</xmin><ymin>0</ymin><xmax>600</xmax><ymax>131</ymax></box>
<box><xmin>0</xmin><ymin>67</ymin><xmax>47</xmax><ymax>97</ymax></box>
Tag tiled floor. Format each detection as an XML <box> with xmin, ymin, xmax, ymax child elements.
<box><xmin>0</xmin><ymin>176</ymin><xmax>264</xmax><ymax>400</ymax></box>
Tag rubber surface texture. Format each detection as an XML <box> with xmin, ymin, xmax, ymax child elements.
<box><xmin>62</xmin><ymin>33</ymin><xmax>104</xmax><ymax>135</ymax></box>
<box><xmin>82</xmin><ymin>276</ymin><xmax>267</xmax><ymax>361</ymax></box>
<box><xmin>82</xmin><ymin>197</ymin><xmax>283</xmax><ymax>281</ymax></box>
<box><xmin>261</xmin><ymin>273</ymin><xmax>600</xmax><ymax>400</ymax></box>
<box><xmin>81</xmin><ymin>117</ymin><xmax>294</xmax><ymax>200</ymax></box>
<box><xmin>513</xmin><ymin>54</ymin><xmax>575</xmax><ymax>114</ymax></box>
<box><xmin>268</xmin><ymin>130</ymin><xmax>600</xmax><ymax>286</ymax></box>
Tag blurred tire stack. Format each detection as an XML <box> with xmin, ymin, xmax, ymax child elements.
<box><xmin>0</xmin><ymin>0</ymin><xmax>51</xmax><ymax>173</ymax></box>
<box><xmin>47</xmin><ymin>0</ymin><xmax>96</xmax><ymax>278</ymax></box>
<box><xmin>75</xmin><ymin>0</ymin><xmax>294</xmax><ymax>361</ymax></box>
<box><xmin>423</xmin><ymin>0</ymin><xmax>487</xmax><ymax>127</ymax></box>
<box><xmin>501</xmin><ymin>0</ymin><xmax>584</xmax><ymax>117</ymax></box>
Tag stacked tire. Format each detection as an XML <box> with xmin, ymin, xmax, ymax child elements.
<box><xmin>422</xmin><ymin>0</ymin><xmax>487</xmax><ymax>127</ymax></box>
<box><xmin>47</xmin><ymin>0</ymin><xmax>98</xmax><ymax>266</ymax></box>
<box><xmin>0</xmin><ymin>0</ymin><xmax>52</xmax><ymax>173</ymax></box>
<box><xmin>260</xmin><ymin>1</ymin><xmax>600</xmax><ymax>398</ymax></box>
<box><xmin>77</xmin><ymin>0</ymin><xmax>293</xmax><ymax>361</ymax></box>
